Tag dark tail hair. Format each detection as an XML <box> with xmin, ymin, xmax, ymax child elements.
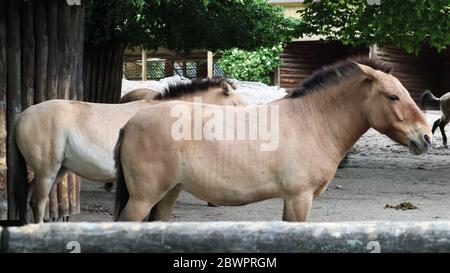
<box><xmin>12</xmin><ymin>120</ymin><xmax>30</xmax><ymax>225</ymax></box>
<box><xmin>419</xmin><ymin>90</ymin><xmax>440</xmax><ymax>111</ymax></box>
<box><xmin>114</xmin><ymin>128</ymin><xmax>129</xmax><ymax>221</ymax></box>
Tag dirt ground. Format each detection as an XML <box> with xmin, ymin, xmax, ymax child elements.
<box><xmin>71</xmin><ymin>111</ymin><xmax>450</xmax><ymax>223</ymax></box>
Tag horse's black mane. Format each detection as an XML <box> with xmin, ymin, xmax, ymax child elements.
<box><xmin>154</xmin><ymin>78</ymin><xmax>235</xmax><ymax>100</ymax></box>
<box><xmin>289</xmin><ymin>56</ymin><xmax>393</xmax><ymax>98</ymax></box>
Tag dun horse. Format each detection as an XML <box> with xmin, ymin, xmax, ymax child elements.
<box><xmin>114</xmin><ymin>57</ymin><xmax>432</xmax><ymax>222</ymax></box>
<box><xmin>119</xmin><ymin>88</ymin><xmax>160</xmax><ymax>103</ymax></box>
<box><xmin>15</xmin><ymin>79</ymin><xmax>245</xmax><ymax>223</ymax></box>
<box><xmin>420</xmin><ymin>90</ymin><xmax>450</xmax><ymax>146</ymax></box>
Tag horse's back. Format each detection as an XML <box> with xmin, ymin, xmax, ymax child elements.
<box><xmin>16</xmin><ymin>99</ymin><xmax>152</xmax><ymax>180</ymax></box>
<box><xmin>120</xmin><ymin>88</ymin><xmax>159</xmax><ymax>103</ymax></box>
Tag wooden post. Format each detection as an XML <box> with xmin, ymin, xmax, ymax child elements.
<box><xmin>0</xmin><ymin>0</ymin><xmax>7</xmax><ymax>220</ymax></box>
<box><xmin>182</xmin><ymin>61</ymin><xmax>187</xmax><ymax>77</ymax></box>
<box><xmin>369</xmin><ymin>45</ymin><xmax>378</xmax><ymax>59</ymax></box>
<box><xmin>164</xmin><ymin>59</ymin><xmax>174</xmax><ymax>77</ymax></box>
<box><xmin>57</xmin><ymin>0</ymin><xmax>71</xmax><ymax>100</ymax></box>
<box><xmin>46</xmin><ymin>0</ymin><xmax>58</xmax><ymax>100</ymax></box>
<box><xmin>20</xmin><ymin>0</ymin><xmax>35</xmax><ymax>109</ymax></box>
<box><xmin>142</xmin><ymin>49</ymin><xmax>147</xmax><ymax>81</ymax></box>
<box><xmin>272</xmin><ymin>67</ymin><xmax>280</xmax><ymax>87</ymax></box>
<box><xmin>76</xmin><ymin>5</ymin><xmax>84</xmax><ymax>101</ymax></box>
<box><xmin>207</xmin><ymin>51</ymin><xmax>213</xmax><ymax>79</ymax></box>
<box><xmin>34</xmin><ymin>0</ymin><xmax>48</xmax><ymax>104</ymax></box>
<box><xmin>6</xmin><ymin>0</ymin><xmax>22</xmax><ymax>220</ymax></box>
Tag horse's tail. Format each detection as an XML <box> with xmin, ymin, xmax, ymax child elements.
<box><xmin>13</xmin><ymin>116</ymin><xmax>30</xmax><ymax>225</ymax></box>
<box><xmin>114</xmin><ymin>128</ymin><xmax>129</xmax><ymax>220</ymax></box>
<box><xmin>420</xmin><ymin>90</ymin><xmax>440</xmax><ymax>111</ymax></box>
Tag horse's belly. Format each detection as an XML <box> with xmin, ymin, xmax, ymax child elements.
<box><xmin>63</xmin><ymin>135</ymin><xmax>116</xmax><ymax>181</ymax></box>
<box><xmin>179</xmin><ymin>166</ymin><xmax>279</xmax><ymax>205</ymax></box>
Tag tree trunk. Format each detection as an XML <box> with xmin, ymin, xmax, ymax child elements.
<box><xmin>34</xmin><ymin>0</ymin><xmax>48</xmax><ymax>103</ymax></box>
<box><xmin>83</xmin><ymin>42</ymin><xmax>125</xmax><ymax>103</ymax></box>
<box><xmin>57</xmin><ymin>0</ymin><xmax>70</xmax><ymax>100</ymax></box>
<box><xmin>6</xmin><ymin>0</ymin><xmax>22</xmax><ymax>220</ymax></box>
<box><xmin>0</xmin><ymin>0</ymin><xmax>8</xmax><ymax>220</ymax></box>
<box><xmin>46</xmin><ymin>0</ymin><xmax>58</xmax><ymax>100</ymax></box>
<box><xmin>20</xmin><ymin>0</ymin><xmax>35</xmax><ymax>110</ymax></box>
<box><xmin>4</xmin><ymin>0</ymin><xmax>84</xmax><ymax>221</ymax></box>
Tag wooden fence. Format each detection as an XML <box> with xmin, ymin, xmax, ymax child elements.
<box><xmin>0</xmin><ymin>0</ymin><xmax>84</xmax><ymax>221</ymax></box>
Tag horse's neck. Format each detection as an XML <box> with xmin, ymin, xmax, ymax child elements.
<box><xmin>281</xmin><ymin>83</ymin><xmax>370</xmax><ymax>161</ymax></box>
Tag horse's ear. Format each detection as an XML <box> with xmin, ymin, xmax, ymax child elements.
<box><xmin>220</xmin><ymin>79</ymin><xmax>233</xmax><ymax>96</ymax></box>
<box><xmin>354</xmin><ymin>62</ymin><xmax>377</xmax><ymax>81</ymax></box>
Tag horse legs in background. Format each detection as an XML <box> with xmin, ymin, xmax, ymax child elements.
<box><xmin>439</xmin><ymin>120</ymin><xmax>449</xmax><ymax>147</ymax></box>
<box><xmin>432</xmin><ymin>117</ymin><xmax>449</xmax><ymax>147</ymax></box>
<box><xmin>432</xmin><ymin>118</ymin><xmax>440</xmax><ymax>134</ymax></box>
<box><xmin>147</xmin><ymin>187</ymin><xmax>181</xmax><ymax>221</ymax></box>
<box><xmin>30</xmin><ymin>167</ymin><xmax>67</xmax><ymax>223</ymax></box>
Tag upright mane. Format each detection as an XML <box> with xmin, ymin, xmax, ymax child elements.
<box><xmin>154</xmin><ymin>78</ymin><xmax>235</xmax><ymax>100</ymax></box>
<box><xmin>289</xmin><ymin>56</ymin><xmax>392</xmax><ymax>98</ymax></box>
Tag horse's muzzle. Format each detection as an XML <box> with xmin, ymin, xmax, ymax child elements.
<box><xmin>408</xmin><ymin>134</ymin><xmax>432</xmax><ymax>155</ymax></box>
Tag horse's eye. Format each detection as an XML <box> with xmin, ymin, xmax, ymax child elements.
<box><xmin>388</xmin><ymin>95</ymin><xmax>399</xmax><ymax>101</ymax></box>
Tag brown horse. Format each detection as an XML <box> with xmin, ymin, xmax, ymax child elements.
<box><xmin>15</xmin><ymin>79</ymin><xmax>245</xmax><ymax>223</ymax></box>
<box><xmin>114</xmin><ymin>57</ymin><xmax>432</xmax><ymax>222</ymax></box>
<box><xmin>119</xmin><ymin>88</ymin><xmax>160</xmax><ymax>103</ymax></box>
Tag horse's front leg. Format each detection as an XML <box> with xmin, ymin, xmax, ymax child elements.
<box><xmin>282</xmin><ymin>193</ymin><xmax>313</xmax><ymax>222</ymax></box>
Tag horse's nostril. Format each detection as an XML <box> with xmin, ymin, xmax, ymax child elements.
<box><xmin>424</xmin><ymin>134</ymin><xmax>431</xmax><ymax>145</ymax></box>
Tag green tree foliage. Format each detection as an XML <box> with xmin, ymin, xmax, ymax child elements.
<box><xmin>219</xmin><ymin>44</ymin><xmax>283</xmax><ymax>84</ymax></box>
<box><xmin>85</xmin><ymin>0</ymin><xmax>297</xmax><ymax>51</ymax></box>
<box><xmin>297</xmin><ymin>0</ymin><xmax>450</xmax><ymax>54</ymax></box>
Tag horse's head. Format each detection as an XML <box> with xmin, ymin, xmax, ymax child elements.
<box><xmin>358</xmin><ymin>63</ymin><xmax>432</xmax><ymax>155</ymax></box>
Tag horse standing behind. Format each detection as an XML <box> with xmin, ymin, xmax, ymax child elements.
<box><xmin>14</xmin><ymin>79</ymin><xmax>245</xmax><ymax>223</ymax></box>
<box><xmin>119</xmin><ymin>88</ymin><xmax>160</xmax><ymax>103</ymax></box>
<box><xmin>114</xmin><ymin>57</ymin><xmax>432</xmax><ymax>222</ymax></box>
<box><xmin>420</xmin><ymin>90</ymin><xmax>450</xmax><ymax>146</ymax></box>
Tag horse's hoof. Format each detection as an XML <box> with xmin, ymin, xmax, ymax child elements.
<box><xmin>207</xmin><ymin>202</ymin><xmax>219</xmax><ymax>207</ymax></box>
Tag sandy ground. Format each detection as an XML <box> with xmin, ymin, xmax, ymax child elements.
<box><xmin>71</xmin><ymin>111</ymin><xmax>450</xmax><ymax>223</ymax></box>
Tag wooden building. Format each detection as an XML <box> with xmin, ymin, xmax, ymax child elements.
<box><xmin>270</xmin><ymin>0</ymin><xmax>449</xmax><ymax>104</ymax></box>
<box><xmin>277</xmin><ymin>40</ymin><xmax>369</xmax><ymax>90</ymax></box>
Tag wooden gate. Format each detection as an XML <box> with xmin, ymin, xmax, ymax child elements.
<box><xmin>0</xmin><ymin>0</ymin><xmax>84</xmax><ymax>221</ymax></box>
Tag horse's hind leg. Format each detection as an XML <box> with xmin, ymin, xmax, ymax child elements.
<box><xmin>30</xmin><ymin>167</ymin><xmax>67</xmax><ymax>223</ymax></box>
<box><xmin>148</xmin><ymin>186</ymin><xmax>181</xmax><ymax>221</ymax></box>
<box><xmin>282</xmin><ymin>193</ymin><xmax>313</xmax><ymax>222</ymax></box>
<box><xmin>432</xmin><ymin>118</ymin><xmax>441</xmax><ymax>134</ymax></box>
<box><xmin>439</xmin><ymin>119</ymin><xmax>449</xmax><ymax>147</ymax></box>
<box><xmin>117</xmin><ymin>175</ymin><xmax>175</xmax><ymax>222</ymax></box>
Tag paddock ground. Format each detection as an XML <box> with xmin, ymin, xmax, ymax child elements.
<box><xmin>71</xmin><ymin>111</ymin><xmax>450</xmax><ymax>223</ymax></box>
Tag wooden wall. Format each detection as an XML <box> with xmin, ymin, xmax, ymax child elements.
<box><xmin>376</xmin><ymin>45</ymin><xmax>448</xmax><ymax>102</ymax></box>
<box><xmin>0</xmin><ymin>0</ymin><xmax>84</xmax><ymax>221</ymax></box>
<box><xmin>279</xmin><ymin>41</ymin><xmax>449</xmax><ymax>106</ymax></box>
<box><xmin>279</xmin><ymin>41</ymin><xmax>369</xmax><ymax>91</ymax></box>
<box><xmin>83</xmin><ymin>42</ymin><xmax>125</xmax><ymax>103</ymax></box>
